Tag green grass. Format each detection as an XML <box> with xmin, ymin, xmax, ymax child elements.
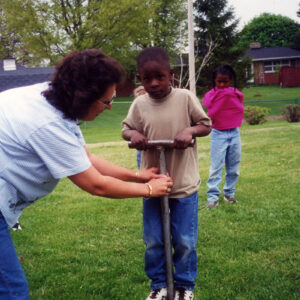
<box><xmin>241</xmin><ymin>86</ymin><xmax>300</xmax><ymax>116</ymax></box>
<box><xmin>242</xmin><ymin>85</ymin><xmax>300</xmax><ymax>101</ymax></box>
<box><xmin>81</xmin><ymin>86</ymin><xmax>300</xmax><ymax>144</ymax></box>
<box><xmin>12</xmin><ymin>119</ymin><xmax>300</xmax><ymax>299</ymax></box>
<box><xmin>80</xmin><ymin>101</ymin><xmax>132</xmax><ymax>143</ymax></box>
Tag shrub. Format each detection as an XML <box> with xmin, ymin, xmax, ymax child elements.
<box><xmin>244</xmin><ymin>105</ymin><xmax>269</xmax><ymax>125</ymax></box>
<box><xmin>281</xmin><ymin>104</ymin><xmax>300</xmax><ymax>122</ymax></box>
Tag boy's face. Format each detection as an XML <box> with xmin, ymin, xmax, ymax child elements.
<box><xmin>138</xmin><ymin>60</ymin><xmax>172</xmax><ymax>99</ymax></box>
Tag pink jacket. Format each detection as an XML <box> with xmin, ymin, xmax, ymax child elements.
<box><xmin>202</xmin><ymin>87</ymin><xmax>244</xmax><ymax>130</ymax></box>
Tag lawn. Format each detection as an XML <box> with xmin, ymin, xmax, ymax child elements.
<box><xmin>242</xmin><ymin>85</ymin><xmax>300</xmax><ymax>101</ymax></box>
<box><xmin>12</xmin><ymin>117</ymin><xmax>300</xmax><ymax>299</ymax></box>
<box><xmin>240</xmin><ymin>85</ymin><xmax>300</xmax><ymax>116</ymax></box>
<box><xmin>81</xmin><ymin>85</ymin><xmax>300</xmax><ymax>144</ymax></box>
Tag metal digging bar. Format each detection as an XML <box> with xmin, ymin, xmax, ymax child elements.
<box><xmin>128</xmin><ymin>139</ymin><xmax>195</xmax><ymax>300</ymax></box>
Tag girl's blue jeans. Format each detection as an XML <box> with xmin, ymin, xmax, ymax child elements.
<box><xmin>143</xmin><ymin>192</ymin><xmax>198</xmax><ymax>290</ymax></box>
<box><xmin>0</xmin><ymin>211</ymin><xmax>29</xmax><ymax>299</ymax></box>
<box><xmin>207</xmin><ymin>128</ymin><xmax>241</xmax><ymax>202</ymax></box>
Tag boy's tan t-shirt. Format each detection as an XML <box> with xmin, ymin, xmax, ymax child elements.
<box><xmin>122</xmin><ymin>88</ymin><xmax>211</xmax><ymax>198</ymax></box>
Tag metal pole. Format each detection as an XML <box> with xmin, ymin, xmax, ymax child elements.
<box><xmin>158</xmin><ymin>147</ymin><xmax>174</xmax><ymax>300</ymax></box>
<box><xmin>188</xmin><ymin>0</ymin><xmax>196</xmax><ymax>95</ymax></box>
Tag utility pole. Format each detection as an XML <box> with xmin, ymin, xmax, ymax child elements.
<box><xmin>188</xmin><ymin>0</ymin><xmax>196</xmax><ymax>95</ymax></box>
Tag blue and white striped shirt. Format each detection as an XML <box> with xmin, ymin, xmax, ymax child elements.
<box><xmin>0</xmin><ymin>83</ymin><xmax>91</xmax><ymax>227</ymax></box>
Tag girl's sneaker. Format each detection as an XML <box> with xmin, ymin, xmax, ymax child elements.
<box><xmin>224</xmin><ymin>195</ymin><xmax>237</xmax><ymax>203</ymax></box>
<box><xmin>146</xmin><ymin>288</ymin><xmax>167</xmax><ymax>300</ymax></box>
<box><xmin>175</xmin><ymin>288</ymin><xmax>194</xmax><ymax>300</ymax></box>
<box><xmin>207</xmin><ymin>201</ymin><xmax>218</xmax><ymax>209</ymax></box>
<box><xmin>12</xmin><ymin>222</ymin><xmax>22</xmax><ymax>231</ymax></box>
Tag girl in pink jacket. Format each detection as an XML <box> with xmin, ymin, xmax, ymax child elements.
<box><xmin>202</xmin><ymin>65</ymin><xmax>244</xmax><ymax>209</ymax></box>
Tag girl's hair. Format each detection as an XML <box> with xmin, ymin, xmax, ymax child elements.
<box><xmin>137</xmin><ymin>47</ymin><xmax>170</xmax><ymax>71</ymax></box>
<box><xmin>43</xmin><ymin>49</ymin><xmax>125</xmax><ymax>120</ymax></box>
<box><xmin>212</xmin><ymin>64</ymin><xmax>237</xmax><ymax>88</ymax></box>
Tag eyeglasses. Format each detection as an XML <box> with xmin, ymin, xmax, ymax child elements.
<box><xmin>98</xmin><ymin>96</ymin><xmax>115</xmax><ymax>109</ymax></box>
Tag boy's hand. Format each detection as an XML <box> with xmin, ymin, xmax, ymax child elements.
<box><xmin>174</xmin><ymin>128</ymin><xmax>193</xmax><ymax>149</ymax></box>
<box><xmin>130</xmin><ymin>131</ymin><xmax>148</xmax><ymax>150</ymax></box>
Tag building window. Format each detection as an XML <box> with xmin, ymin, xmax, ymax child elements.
<box><xmin>264</xmin><ymin>60</ymin><xmax>290</xmax><ymax>73</ymax></box>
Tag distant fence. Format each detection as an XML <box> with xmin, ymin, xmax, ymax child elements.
<box><xmin>244</xmin><ymin>99</ymin><xmax>300</xmax><ymax>105</ymax></box>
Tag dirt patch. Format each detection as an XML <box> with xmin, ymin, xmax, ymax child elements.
<box><xmin>266</xmin><ymin>116</ymin><xmax>284</xmax><ymax>121</ymax></box>
<box><xmin>242</xmin><ymin>115</ymin><xmax>285</xmax><ymax>123</ymax></box>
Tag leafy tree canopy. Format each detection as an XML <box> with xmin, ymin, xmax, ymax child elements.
<box><xmin>239</xmin><ymin>13</ymin><xmax>300</xmax><ymax>48</ymax></box>
<box><xmin>0</xmin><ymin>0</ymin><xmax>186</xmax><ymax>70</ymax></box>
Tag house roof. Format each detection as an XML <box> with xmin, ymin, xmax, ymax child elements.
<box><xmin>0</xmin><ymin>59</ymin><xmax>54</xmax><ymax>92</ymax></box>
<box><xmin>246</xmin><ymin>47</ymin><xmax>300</xmax><ymax>62</ymax></box>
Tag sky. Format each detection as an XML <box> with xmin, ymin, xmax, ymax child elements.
<box><xmin>228</xmin><ymin>0</ymin><xmax>300</xmax><ymax>29</ymax></box>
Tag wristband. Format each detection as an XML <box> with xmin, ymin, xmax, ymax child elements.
<box><xmin>145</xmin><ymin>183</ymin><xmax>153</xmax><ymax>197</ymax></box>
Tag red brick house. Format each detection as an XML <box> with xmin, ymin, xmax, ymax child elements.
<box><xmin>246</xmin><ymin>44</ymin><xmax>300</xmax><ymax>87</ymax></box>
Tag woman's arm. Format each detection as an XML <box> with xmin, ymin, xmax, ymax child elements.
<box><xmin>68</xmin><ymin>165</ymin><xmax>172</xmax><ymax>199</ymax></box>
<box><xmin>84</xmin><ymin>146</ymin><xmax>160</xmax><ymax>182</ymax></box>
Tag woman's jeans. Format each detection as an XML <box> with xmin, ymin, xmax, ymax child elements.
<box><xmin>207</xmin><ymin>128</ymin><xmax>241</xmax><ymax>202</ymax></box>
<box><xmin>0</xmin><ymin>211</ymin><xmax>29</xmax><ymax>300</ymax></box>
<box><xmin>143</xmin><ymin>192</ymin><xmax>198</xmax><ymax>290</ymax></box>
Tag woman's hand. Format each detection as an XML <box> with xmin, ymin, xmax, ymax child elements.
<box><xmin>137</xmin><ymin>167</ymin><xmax>164</xmax><ymax>182</ymax></box>
<box><xmin>147</xmin><ymin>176</ymin><xmax>173</xmax><ymax>197</ymax></box>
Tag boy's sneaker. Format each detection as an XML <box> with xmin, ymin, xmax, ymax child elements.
<box><xmin>207</xmin><ymin>201</ymin><xmax>218</xmax><ymax>209</ymax></box>
<box><xmin>175</xmin><ymin>288</ymin><xmax>194</xmax><ymax>300</ymax></box>
<box><xmin>12</xmin><ymin>222</ymin><xmax>22</xmax><ymax>231</ymax></box>
<box><xmin>146</xmin><ymin>288</ymin><xmax>167</xmax><ymax>300</ymax></box>
<box><xmin>224</xmin><ymin>195</ymin><xmax>237</xmax><ymax>203</ymax></box>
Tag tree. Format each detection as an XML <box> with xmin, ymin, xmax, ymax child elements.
<box><xmin>0</xmin><ymin>7</ymin><xmax>31</xmax><ymax>64</ymax></box>
<box><xmin>1</xmin><ymin>0</ymin><xmax>186</xmax><ymax>70</ymax></box>
<box><xmin>294</xmin><ymin>3</ymin><xmax>300</xmax><ymax>50</ymax></box>
<box><xmin>239</xmin><ymin>13</ymin><xmax>300</xmax><ymax>48</ymax></box>
<box><xmin>151</xmin><ymin>0</ymin><xmax>187</xmax><ymax>58</ymax></box>
<box><xmin>193</xmin><ymin>0</ymin><xmax>250</xmax><ymax>93</ymax></box>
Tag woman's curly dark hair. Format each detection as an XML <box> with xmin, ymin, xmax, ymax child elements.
<box><xmin>43</xmin><ymin>49</ymin><xmax>126</xmax><ymax>120</ymax></box>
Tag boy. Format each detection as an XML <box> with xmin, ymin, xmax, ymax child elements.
<box><xmin>122</xmin><ymin>47</ymin><xmax>211</xmax><ymax>300</ymax></box>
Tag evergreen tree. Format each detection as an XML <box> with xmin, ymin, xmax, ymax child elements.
<box><xmin>193</xmin><ymin>0</ymin><xmax>250</xmax><ymax>93</ymax></box>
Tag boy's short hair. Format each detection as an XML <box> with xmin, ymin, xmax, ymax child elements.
<box><xmin>137</xmin><ymin>47</ymin><xmax>170</xmax><ymax>71</ymax></box>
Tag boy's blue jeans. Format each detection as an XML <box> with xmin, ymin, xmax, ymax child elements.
<box><xmin>207</xmin><ymin>128</ymin><xmax>241</xmax><ymax>202</ymax></box>
<box><xmin>137</xmin><ymin>150</ymin><xmax>142</xmax><ymax>169</ymax></box>
<box><xmin>0</xmin><ymin>211</ymin><xmax>29</xmax><ymax>299</ymax></box>
<box><xmin>143</xmin><ymin>192</ymin><xmax>198</xmax><ymax>290</ymax></box>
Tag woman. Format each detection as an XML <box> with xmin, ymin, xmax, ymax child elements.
<box><xmin>0</xmin><ymin>49</ymin><xmax>173</xmax><ymax>299</ymax></box>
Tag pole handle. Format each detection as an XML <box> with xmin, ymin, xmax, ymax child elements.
<box><xmin>128</xmin><ymin>139</ymin><xmax>195</xmax><ymax>149</ymax></box>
